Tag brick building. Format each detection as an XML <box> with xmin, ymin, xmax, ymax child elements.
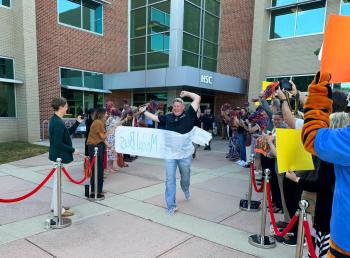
<box><xmin>0</xmin><ymin>0</ymin><xmax>254</xmax><ymax>142</ymax></box>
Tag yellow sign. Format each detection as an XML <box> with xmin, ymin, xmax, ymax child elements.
<box><xmin>276</xmin><ymin>128</ymin><xmax>314</xmax><ymax>173</ymax></box>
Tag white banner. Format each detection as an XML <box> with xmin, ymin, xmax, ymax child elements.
<box><xmin>115</xmin><ymin>126</ymin><xmax>212</xmax><ymax>159</ymax></box>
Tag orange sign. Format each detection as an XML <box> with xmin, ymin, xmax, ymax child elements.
<box><xmin>321</xmin><ymin>15</ymin><xmax>350</xmax><ymax>84</ymax></box>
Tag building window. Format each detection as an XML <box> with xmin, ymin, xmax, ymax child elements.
<box><xmin>130</xmin><ymin>0</ymin><xmax>171</xmax><ymax>71</ymax></box>
<box><xmin>0</xmin><ymin>83</ymin><xmax>16</xmax><ymax>117</ymax></box>
<box><xmin>182</xmin><ymin>0</ymin><xmax>220</xmax><ymax>72</ymax></box>
<box><xmin>0</xmin><ymin>0</ymin><xmax>11</xmax><ymax>8</ymax></box>
<box><xmin>60</xmin><ymin>67</ymin><xmax>103</xmax><ymax>90</ymax></box>
<box><xmin>0</xmin><ymin>57</ymin><xmax>14</xmax><ymax>79</ymax></box>
<box><xmin>0</xmin><ymin>57</ymin><xmax>15</xmax><ymax>118</ymax></box>
<box><xmin>266</xmin><ymin>74</ymin><xmax>314</xmax><ymax>92</ymax></box>
<box><xmin>340</xmin><ymin>0</ymin><xmax>350</xmax><ymax>15</ymax></box>
<box><xmin>58</xmin><ymin>0</ymin><xmax>103</xmax><ymax>34</ymax></box>
<box><xmin>61</xmin><ymin>88</ymin><xmax>104</xmax><ymax>117</ymax></box>
<box><xmin>269</xmin><ymin>1</ymin><xmax>326</xmax><ymax>39</ymax></box>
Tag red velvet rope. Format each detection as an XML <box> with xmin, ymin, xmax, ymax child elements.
<box><xmin>0</xmin><ymin>168</ymin><xmax>56</xmax><ymax>203</ymax></box>
<box><xmin>303</xmin><ymin>220</ymin><xmax>317</xmax><ymax>258</ymax></box>
<box><xmin>62</xmin><ymin>167</ymin><xmax>88</xmax><ymax>185</ymax></box>
<box><xmin>266</xmin><ymin>183</ymin><xmax>298</xmax><ymax>237</ymax></box>
<box><xmin>62</xmin><ymin>156</ymin><xmax>95</xmax><ymax>184</ymax></box>
<box><xmin>89</xmin><ymin>156</ymin><xmax>96</xmax><ymax>171</ymax></box>
<box><xmin>250</xmin><ymin>162</ymin><xmax>264</xmax><ymax>193</ymax></box>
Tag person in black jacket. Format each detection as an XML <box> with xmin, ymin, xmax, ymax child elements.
<box><xmin>49</xmin><ymin>97</ymin><xmax>83</xmax><ymax>218</ymax></box>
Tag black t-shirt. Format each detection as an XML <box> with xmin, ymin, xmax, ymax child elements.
<box><xmin>158</xmin><ymin>105</ymin><xmax>197</xmax><ymax>134</ymax></box>
<box><xmin>202</xmin><ymin>114</ymin><xmax>215</xmax><ymax>131</ymax></box>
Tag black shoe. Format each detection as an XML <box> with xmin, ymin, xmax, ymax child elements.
<box><xmin>282</xmin><ymin>237</ymin><xmax>297</xmax><ymax>246</ymax></box>
<box><xmin>124</xmin><ymin>158</ymin><xmax>133</xmax><ymax>162</ymax></box>
<box><xmin>89</xmin><ymin>193</ymin><xmax>105</xmax><ymax>199</ymax></box>
<box><xmin>204</xmin><ymin>146</ymin><xmax>208</xmax><ymax>150</ymax></box>
<box><xmin>274</xmin><ymin>235</ymin><xmax>285</xmax><ymax>243</ymax></box>
<box><xmin>192</xmin><ymin>153</ymin><xmax>196</xmax><ymax>159</ymax></box>
<box><xmin>208</xmin><ymin>146</ymin><xmax>211</xmax><ymax>151</ymax></box>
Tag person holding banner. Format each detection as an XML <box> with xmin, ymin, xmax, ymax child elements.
<box><xmin>140</xmin><ymin>91</ymin><xmax>201</xmax><ymax>215</ymax></box>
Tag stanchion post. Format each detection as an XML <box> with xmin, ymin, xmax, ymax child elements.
<box><xmin>94</xmin><ymin>147</ymin><xmax>98</xmax><ymax>200</ymax></box>
<box><xmin>239</xmin><ymin>154</ymin><xmax>261</xmax><ymax>212</ymax></box>
<box><xmin>248</xmin><ymin>169</ymin><xmax>276</xmax><ymax>248</ymax></box>
<box><xmin>295</xmin><ymin>200</ymin><xmax>309</xmax><ymax>258</ymax></box>
<box><xmin>51</xmin><ymin>158</ymin><xmax>72</xmax><ymax>229</ymax></box>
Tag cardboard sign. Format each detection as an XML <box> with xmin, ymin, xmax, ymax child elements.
<box><xmin>321</xmin><ymin>15</ymin><xmax>350</xmax><ymax>83</ymax></box>
<box><xmin>276</xmin><ymin>129</ymin><xmax>314</xmax><ymax>173</ymax></box>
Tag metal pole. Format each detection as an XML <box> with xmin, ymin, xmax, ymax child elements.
<box><xmin>51</xmin><ymin>158</ymin><xmax>71</xmax><ymax>229</ymax></box>
<box><xmin>295</xmin><ymin>200</ymin><xmax>309</xmax><ymax>258</ymax></box>
<box><xmin>94</xmin><ymin>147</ymin><xmax>98</xmax><ymax>200</ymax></box>
<box><xmin>248</xmin><ymin>169</ymin><xmax>276</xmax><ymax>248</ymax></box>
<box><xmin>239</xmin><ymin>154</ymin><xmax>261</xmax><ymax>212</ymax></box>
<box><xmin>247</xmin><ymin>154</ymin><xmax>254</xmax><ymax>210</ymax></box>
<box><xmin>57</xmin><ymin>158</ymin><xmax>63</xmax><ymax>225</ymax></box>
<box><xmin>260</xmin><ymin>169</ymin><xmax>269</xmax><ymax>244</ymax></box>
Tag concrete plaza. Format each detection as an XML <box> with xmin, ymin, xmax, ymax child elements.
<box><xmin>0</xmin><ymin>139</ymin><xmax>296</xmax><ymax>258</ymax></box>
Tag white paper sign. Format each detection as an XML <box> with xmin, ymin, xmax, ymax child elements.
<box><xmin>115</xmin><ymin>126</ymin><xmax>212</xmax><ymax>159</ymax></box>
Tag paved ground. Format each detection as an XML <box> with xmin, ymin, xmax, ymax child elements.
<box><xmin>0</xmin><ymin>138</ymin><xmax>297</xmax><ymax>258</ymax></box>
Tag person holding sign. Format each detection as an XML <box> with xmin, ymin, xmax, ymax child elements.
<box><xmin>302</xmin><ymin>72</ymin><xmax>350</xmax><ymax>257</ymax></box>
<box><xmin>139</xmin><ymin>91</ymin><xmax>201</xmax><ymax>215</ymax></box>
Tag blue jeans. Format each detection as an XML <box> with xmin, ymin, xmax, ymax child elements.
<box><xmin>165</xmin><ymin>156</ymin><xmax>192</xmax><ymax>209</ymax></box>
<box><xmin>237</xmin><ymin>133</ymin><xmax>246</xmax><ymax>161</ymax></box>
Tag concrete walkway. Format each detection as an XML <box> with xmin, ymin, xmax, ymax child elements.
<box><xmin>0</xmin><ymin>138</ymin><xmax>297</xmax><ymax>258</ymax></box>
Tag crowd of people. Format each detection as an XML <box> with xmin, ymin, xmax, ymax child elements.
<box><xmin>219</xmin><ymin>74</ymin><xmax>349</xmax><ymax>256</ymax></box>
<box><xmin>48</xmin><ymin>76</ymin><xmax>350</xmax><ymax>256</ymax></box>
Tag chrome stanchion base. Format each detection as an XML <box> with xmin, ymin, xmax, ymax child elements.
<box><xmin>239</xmin><ymin>199</ymin><xmax>261</xmax><ymax>212</ymax></box>
<box><xmin>50</xmin><ymin>217</ymin><xmax>72</xmax><ymax>229</ymax></box>
<box><xmin>248</xmin><ymin>234</ymin><xmax>276</xmax><ymax>249</ymax></box>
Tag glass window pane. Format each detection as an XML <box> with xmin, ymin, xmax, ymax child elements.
<box><xmin>186</xmin><ymin>0</ymin><xmax>201</xmax><ymax>6</ymax></box>
<box><xmin>295</xmin><ymin>3</ymin><xmax>325</xmax><ymax>36</ymax></box>
<box><xmin>205</xmin><ymin>0</ymin><xmax>220</xmax><ymax>16</ymax></box>
<box><xmin>131</xmin><ymin>0</ymin><xmax>146</xmax><ymax>9</ymax></box>
<box><xmin>272</xmin><ymin>0</ymin><xmax>297</xmax><ymax>7</ymax></box>
<box><xmin>184</xmin><ymin>2</ymin><xmax>201</xmax><ymax>36</ymax></box>
<box><xmin>61</xmin><ymin>88</ymin><xmax>83</xmax><ymax>117</ymax></box>
<box><xmin>292</xmin><ymin>75</ymin><xmax>314</xmax><ymax>92</ymax></box>
<box><xmin>0</xmin><ymin>58</ymin><xmax>14</xmax><ymax>79</ymax></box>
<box><xmin>270</xmin><ymin>8</ymin><xmax>295</xmax><ymax>39</ymax></box>
<box><xmin>0</xmin><ymin>0</ymin><xmax>11</xmax><ymax>7</ymax></box>
<box><xmin>341</xmin><ymin>0</ymin><xmax>350</xmax><ymax>15</ymax></box>
<box><xmin>131</xmin><ymin>8</ymin><xmax>146</xmax><ymax>38</ymax></box>
<box><xmin>148</xmin><ymin>2</ymin><xmax>170</xmax><ymax>34</ymax></box>
<box><xmin>131</xmin><ymin>37</ymin><xmax>146</xmax><ymax>54</ymax></box>
<box><xmin>148</xmin><ymin>32</ymin><xmax>169</xmax><ymax>52</ymax></box>
<box><xmin>182</xmin><ymin>51</ymin><xmax>199</xmax><ymax>68</ymax></box>
<box><xmin>202</xmin><ymin>57</ymin><xmax>217</xmax><ymax>71</ymax></box>
<box><xmin>183</xmin><ymin>33</ymin><xmax>200</xmax><ymax>53</ymax></box>
<box><xmin>0</xmin><ymin>83</ymin><xmax>15</xmax><ymax>117</ymax></box>
<box><xmin>130</xmin><ymin>54</ymin><xmax>146</xmax><ymax>71</ymax></box>
<box><xmin>204</xmin><ymin>13</ymin><xmax>219</xmax><ymax>43</ymax></box>
<box><xmin>84</xmin><ymin>71</ymin><xmax>103</xmax><ymax>89</ymax></box>
<box><xmin>203</xmin><ymin>41</ymin><xmax>218</xmax><ymax>59</ymax></box>
<box><xmin>60</xmin><ymin>68</ymin><xmax>83</xmax><ymax>87</ymax></box>
<box><xmin>58</xmin><ymin>0</ymin><xmax>82</xmax><ymax>28</ymax></box>
<box><xmin>82</xmin><ymin>0</ymin><xmax>103</xmax><ymax>34</ymax></box>
<box><xmin>147</xmin><ymin>51</ymin><xmax>169</xmax><ymax>69</ymax></box>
